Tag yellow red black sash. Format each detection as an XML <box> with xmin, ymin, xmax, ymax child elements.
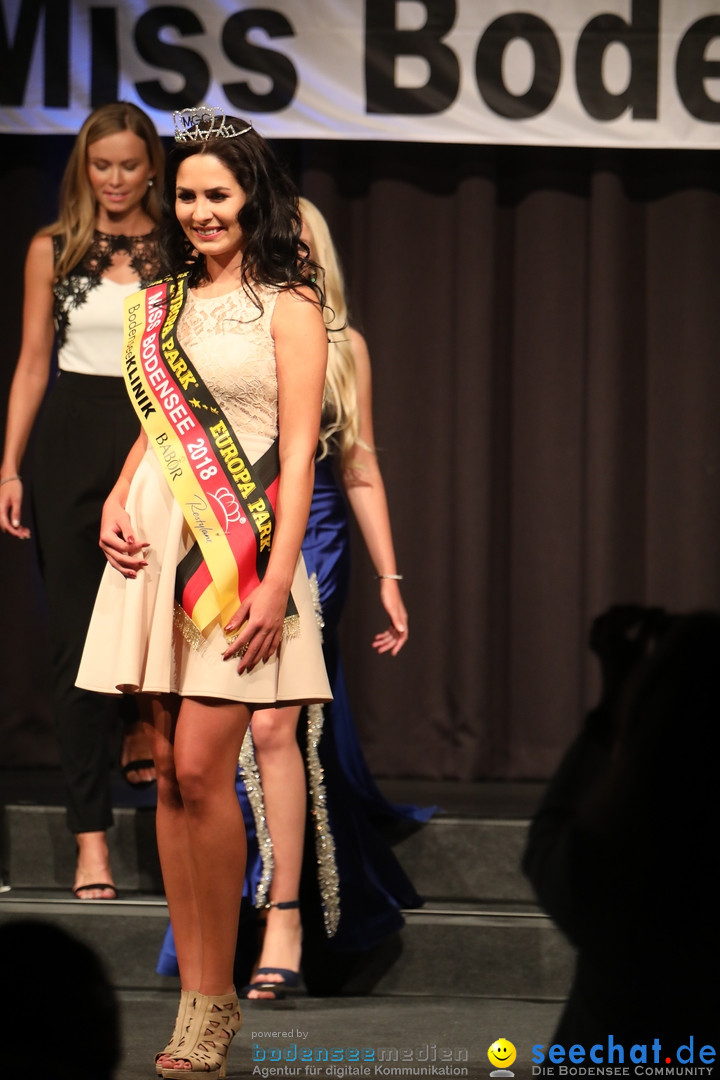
<box><xmin>122</xmin><ymin>273</ymin><xmax>296</xmax><ymax>636</ymax></box>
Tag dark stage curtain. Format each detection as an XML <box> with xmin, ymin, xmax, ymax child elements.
<box><xmin>1</xmin><ymin>137</ymin><xmax>719</xmax><ymax>779</ymax></box>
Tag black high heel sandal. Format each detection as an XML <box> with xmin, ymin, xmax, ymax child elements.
<box><xmin>241</xmin><ymin>900</ymin><xmax>302</xmax><ymax>1000</ymax></box>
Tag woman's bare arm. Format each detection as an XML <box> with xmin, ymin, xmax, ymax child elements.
<box><xmin>342</xmin><ymin>328</ymin><xmax>408</xmax><ymax>655</ymax></box>
<box><xmin>0</xmin><ymin>235</ymin><xmax>56</xmax><ymax>537</ymax></box>
<box><xmin>224</xmin><ymin>287</ymin><xmax>328</xmax><ymax>672</ymax></box>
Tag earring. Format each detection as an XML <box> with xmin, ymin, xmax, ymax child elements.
<box><xmin>148</xmin><ymin>178</ymin><xmax>154</xmax><ymax>188</ymax></box>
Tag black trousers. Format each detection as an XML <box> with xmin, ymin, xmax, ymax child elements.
<box><xmin>32</xmin><ymin>372</ymin><xmax>140</xmax><ymax>834</ymax></box>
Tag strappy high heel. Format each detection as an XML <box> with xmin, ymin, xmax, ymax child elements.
<box><xmin>159</xmin><ymin>990</ymin><xmax>242</xmax><ymax>1078</ymax></box>
<box><xmin>155</xmin><ymin>988</ymin><xmax>194</xmax><ymax>1074</ymax></box>
<box><xmin>241</xmin><ymin>900</ymin><xmax>302</xmax><ymax>1000</ymax></box>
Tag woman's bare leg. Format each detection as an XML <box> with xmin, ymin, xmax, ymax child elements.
<box><xmin>146</xmin><ymin>694</ymin><xmax>251</xmax><ymax>994</ymax></box>
<box><xmin>120</xmin><ymin>715</ymin><xmax>156</xmax><ymax>785</ymax></box>
<box><xmin>144</xmin><ymin>695</ymin><xmax>202</xmax><ymax>989</ymax></box>
<box><xmin>172</xmin><ymin>695</ymin><xmax>252</xmax><ymax>995</ymax></box>
<box><xmin>247</xmin><ymin>705</ymin><xmax>305</xmax><ymax>997</ymax></box>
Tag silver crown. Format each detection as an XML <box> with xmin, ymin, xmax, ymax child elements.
<box><xmin>172</xmin><ymin>106</ymin><xmax>253</xmax><ymax>143</ymax></box>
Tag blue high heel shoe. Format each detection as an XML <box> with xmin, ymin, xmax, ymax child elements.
<box><xmin>241</xmin><ymin>900</ymin><xmax>302</xmax><ymax>1000</ymax></box>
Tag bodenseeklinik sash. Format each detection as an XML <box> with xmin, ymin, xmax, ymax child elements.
<box><xmin>122</xmin><ymin>274</ymin><xmax>297</xmax><ymax>637</ymax></box>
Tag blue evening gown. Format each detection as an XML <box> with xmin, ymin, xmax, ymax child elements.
<box><xmin>157</xmin><ymin>458</ymin><xmax>434</xmax><ymax>979</ymax></box>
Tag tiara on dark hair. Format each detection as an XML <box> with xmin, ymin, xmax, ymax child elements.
<box><xmin>172</xmin><ymin>106</ymin><xmax>253</xmax><ymax>143</ymax></box>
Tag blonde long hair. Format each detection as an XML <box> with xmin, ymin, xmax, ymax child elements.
<box><xmin>42</xmin><ymin>103</ymin><xmax>164</xmax><ymax>280</ymax></box>
<box><xmin>299</xmin><ymin>198</ymin><xmax>364</xmax><ymax>466</ymax></box>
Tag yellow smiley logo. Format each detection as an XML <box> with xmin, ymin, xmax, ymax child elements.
<box><xmin>488</xmin><ymin>1039</ymin><xmax>517</xmax><ymax>1070</ymax></box>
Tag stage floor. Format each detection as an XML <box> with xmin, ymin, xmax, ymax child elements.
<box><xmin>118</xmin><ymin>988</ymin><xmax>562</xmax><ymax>1080</ymax></box>
<box><xmin>1</xmin><ymin>768</ymin><xmax>558</xmax><ymax>1080</ymax></box>
<box><xmin>0</xmin><ymin>767</ymin><xmax>546</xmax><ymax>819</ymax></box>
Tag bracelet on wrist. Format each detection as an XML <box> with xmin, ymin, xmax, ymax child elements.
<box><xmin>0</xmin><ymin>474</ymin><xmax>20</xmax><ymax>487</ymax></box>
<box><xmin>376</xmin><ymin>573</ymin><xmax>403</xmax><ymax>580</ymax></box>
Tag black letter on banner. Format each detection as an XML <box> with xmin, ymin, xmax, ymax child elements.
<box><xmin>576</xmin><ymin>0</ymin><xmax>658</xmax><ymax>120</ymax></box>
<box><xmin>0</xmin><ymin>0</ymin><xmax>69</xmax><ymax>106</ymax></box>
<box><xmin>365</xmin><ymin>0</ymin><xmax>459</xmax><ymax>115</ymax></box>
<box><xmin>91</xmin><ymin>7</ymin><xmax>119</xmax><ymax>105</ymax></box>
<box><xmin>476</xmin><ymin>14</ymin><xmax>560</xmax><ymax>118</ymax></box>
<box><xmin>134</xmin><ymin>6</ymin><xmax>209</xmax><ymax>110</ymax></box>
<box><xmin>676</xmin><ymin>17</ymin><xmax>720</xmax><ymax>122</ymax></box>
<box><xmin>223</xmin><ymin>10</ymin><xmax>297</xmax><ymax>112</ymax></box>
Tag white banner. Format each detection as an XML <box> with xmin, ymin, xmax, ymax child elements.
<box><xmin>1</xmin><ymin>0</ymin><xmax>719</xmax><ymax>146</ymax></box>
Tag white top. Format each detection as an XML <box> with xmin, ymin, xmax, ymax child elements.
<box><xmin>58</xmin><ymin>278</ymin><xmax>138</xmax><ymax>377</ymax></box>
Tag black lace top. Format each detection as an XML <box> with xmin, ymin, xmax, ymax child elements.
<box><xmin>52</xmin><ymin>230</ymin><xmax>162</xmax><ymax>349</ymax></box>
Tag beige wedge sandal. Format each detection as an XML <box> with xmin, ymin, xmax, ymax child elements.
<box><xmin>155</xmin><ymin>989</ymin><xmax>195</xmax><ymax>1075</ymax></box>
<box><xmin>159</xmin><ymin>990</ymin><xmax>242</xmax><ymax>1078</ymax></box>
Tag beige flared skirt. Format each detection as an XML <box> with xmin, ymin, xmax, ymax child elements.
<box><xmin>77</xmin><ymin>444</ymin><xmax>331</xmax><ymax>706</ymax></box>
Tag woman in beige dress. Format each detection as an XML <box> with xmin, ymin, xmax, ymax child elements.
<box><xmin>78</xmin><ymin>108</ymin><xmax>330</xmax><ymax>1077</ymax></box>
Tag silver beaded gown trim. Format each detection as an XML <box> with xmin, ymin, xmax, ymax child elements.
<box><xmin>237</xmin><ymin>572</ymin><xmax>341</xmax><ymax>937</ymax></box>
<box><xmin>304</xmin><ymin>701</ymin><xmax>340</xmax><ymax>935</ymax></box>
<box><xmin>238</xmin><ymin>728</ymin><xmax>274</xmax><ymax>908</ymax></box>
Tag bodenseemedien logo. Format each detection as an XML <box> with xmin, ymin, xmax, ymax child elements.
<box><xmin>488</xmin><ymin>1038</ymin><xmax>517</xmax><ymax>1077</ymax></box>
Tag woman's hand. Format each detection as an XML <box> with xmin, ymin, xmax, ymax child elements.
<box><xmin>372</xmin><ymin>577</ymin><xmax>409</xmax><ymax>656</ymax></box>
<box><xmin>0</xmin><ymin>477</ymin><xmax>30</xmax><ymax>539</ymax></box>
<box><xmin>223</xmin><ymin>578</ymin><xmax>291</xmax><ymax>674</ymax></box>
<box><xmin>99</xmin><ymin>494</ymin><xmax>148</xmax><ymax>577</ymax></box>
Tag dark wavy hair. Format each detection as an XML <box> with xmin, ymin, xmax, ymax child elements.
<box><xmin>159</xmin><ymin>118</ymin><xmax>322</xmax><ymax>310</ymax></box>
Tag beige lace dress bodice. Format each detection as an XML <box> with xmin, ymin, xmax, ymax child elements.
<box><xmin>77</xmin><ymin>280</ymin><xmax>330</xmax><ymax>707</ymax></box>
<box><xmin>177</xmin><ymin>284</ymin><xmax>279</xmax><ymax>445</ymax></box>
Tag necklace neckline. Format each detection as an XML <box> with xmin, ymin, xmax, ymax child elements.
<box><xmin>189</xmin><ymin>283</ymin><xmax>243</xmax><ymax>301</ymax></box>
<box><xmin>94</xmin><ymin>227</ymin><xmax>158</xmax><ymax>241</ymax></box>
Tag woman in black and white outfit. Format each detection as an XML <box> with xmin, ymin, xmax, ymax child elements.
<box><xmin>0</xmin><ymin>102</ymin><xmax>164</xmax><ymax>900</ymax></box>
